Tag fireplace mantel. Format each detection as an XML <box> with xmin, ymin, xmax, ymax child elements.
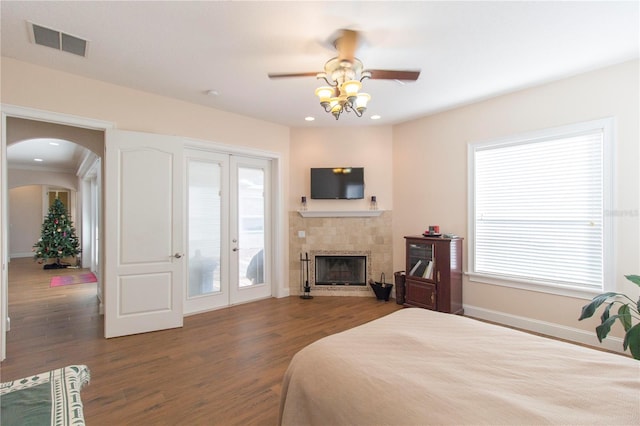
<box><xmin>298</xmin><ymin>210</ymin><xmax>383</xmax><ymax>218</ymax></box>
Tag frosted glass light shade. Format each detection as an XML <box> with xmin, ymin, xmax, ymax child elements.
<box><xmin>355</xmin><ymin>93</ymin><xmax>371</xmax><ymax>110</ymax></box>
<box><xmin>315</xmin><ymin>86</ymin><xmax>333</xmax><ymax>102</ymax></box>
<box><xmin>341</xmin><ymin>80</ymin><xmax>361</xmax><ymax>96</ymax></box>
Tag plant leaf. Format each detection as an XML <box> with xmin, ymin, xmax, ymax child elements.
<box><xmin>624</xmin><ymin>274</ymin><xmax>640</xmax><ymax>287</ymax></box>
<box><xmin>623</xmin><ymin>323</ymin><xmax>640</xmax><ymax>360</ymax></box>
<box><xmin>579</xmin><ymin>292</ymin><xmax>620</xmax><ymax>320</ymax></box>
<box><xmin>617</xmin><ymin>304</ymin><xmax>632</xmax><ymax>331</ymax></box>
<box><xmin>595</xmin><ymin>315</ymin><xmax>619</xmax><ymax>342</ymax></box>
<box><xmin>600</xmin><ymin>302</ymin><xmax>613</xmax><ymax>322</ymax></box>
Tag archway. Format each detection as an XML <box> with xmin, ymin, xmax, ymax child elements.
<box><xmin>3</xmin><ymin>117</ymin><xmax>104</xmax><ymax>360</ymax></box>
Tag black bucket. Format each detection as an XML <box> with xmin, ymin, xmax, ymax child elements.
<box><xmin>370</xmin><ymin>273</ymin><xmax>393</xmax><ymax>301</ymax></box>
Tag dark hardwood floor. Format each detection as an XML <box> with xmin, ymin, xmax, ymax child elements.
<box><xmin>1</xmin><ymin>258</ymin><xmax>402</xmax><ymax>425</ymax></box>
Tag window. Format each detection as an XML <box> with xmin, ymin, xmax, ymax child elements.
<box><xmin>468</xmin><ymin>118</ymin><xmax>614</xmax><ymax>295</ymax></box>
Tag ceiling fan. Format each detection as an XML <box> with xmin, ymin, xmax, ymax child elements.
<box><xmin>268</xmin><ymin>29</ymin><xmax>421</xmax><ymax>120</ymax></box>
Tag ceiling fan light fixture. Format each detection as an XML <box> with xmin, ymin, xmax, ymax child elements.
<box><xmin>341</xmin><ymin>80</ymin><xmax>361</xmax><ymax>96</ymax></box>
<box><xmin>329</xmin><ymin>98</ymin><xmax>342</xmax><ymax>119</ymax></box>
<box><xmin>355</xmin><ymin>93</ymin><xmax>371</xmax><ymax>112</ymax></box>
<box><xmin>315</xmin><ymin>86</ymin><xmax>334</xmax><ymax>104</ymax></box>
<box><xmin>342</xmin><ymin>82</ymin><xmax>361</xmax><ymax>105</ymax></box>
<box><xmin>268</xmin><ymin>30</ymin><xmax>419</xmax><ymax>121</ymax></box>
<box><xmin>315</xmin><ymin>55</ymin><xmax>372</xmax><ymax>119</ymax></box>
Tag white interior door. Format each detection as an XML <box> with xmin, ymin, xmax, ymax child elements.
<box><xmin>104</xmin><ymin>129</ymin><xmax>184</xmax><ymax>338</ymax></box>
<box><xmin>184</xmin><ymin>153</ymin><xmax>271</xmax><ymax>313</ymax></box>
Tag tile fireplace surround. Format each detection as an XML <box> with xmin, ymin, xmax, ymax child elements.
<box><xmin>288</xmin><ymin>211</ymin><xmax>393</xmax><ymax>297</ymax></box>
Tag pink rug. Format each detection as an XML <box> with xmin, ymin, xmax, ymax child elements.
<box><xmin>50</xmin><ymin>272</ymin><xmax>97</xmax><ymax>287</ymax></box>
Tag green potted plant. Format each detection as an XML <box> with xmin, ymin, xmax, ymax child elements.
<box><xmin>579</xmin><ymin>274</ymin><xmax>640</xmax><ymax>360</ymax></box>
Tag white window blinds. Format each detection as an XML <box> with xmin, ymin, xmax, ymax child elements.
<box><xmin>472</xmin><ymin>127</ymin><xmax>606</xmax><ymax>290</ymax></box>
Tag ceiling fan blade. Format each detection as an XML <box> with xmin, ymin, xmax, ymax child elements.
<box><xmin>268</xmin><ymin>72</ymin><xmax>319</xmax><ymax>79</ymax></box>
<box><xmin>366</xmin><ymin>69</ymin><xmax>421</xmax><ymax>81</ymax></box>
<box><xmin>335</xmin><ymin>29</ymin><xmax>359</xmax><ymax>62</ymax></box>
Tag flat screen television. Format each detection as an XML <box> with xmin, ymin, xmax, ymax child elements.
<box><xmin>310</xmin><ymin>167</ymin><xmax>364</xmax><ymax>199</ymax></box>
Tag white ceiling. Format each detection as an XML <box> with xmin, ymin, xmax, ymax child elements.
<box><xmin>1</xmin><ymin>1</ymin><xmax>638</xmax><ymax>172</ymax></box>
<box><xmin>7</xmin><ymin>138</ymin><xmax>86</xmax><ymax>173</ymax></box>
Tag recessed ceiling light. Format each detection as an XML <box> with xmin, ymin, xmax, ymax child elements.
<box><xmin>370</xmin><ymin>115</ymin><xmax>381</xmax><ymax>120</ymax></box>
<box><xmin>206</xmin><ymin>90</ymin><xmax>220</xmax><ymax>97</ymax></box>
<box><xmin>304</xmin><ymin>116</ymin><xmax>315</xmax><ymax>121</ymax></box>
<box><xmin>34</xmin><ymin>158</ymin><xmax>44</xmax><ymax>162</ymax></box>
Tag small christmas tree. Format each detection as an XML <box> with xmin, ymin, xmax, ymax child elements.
<box><xmin>33</xmin><ymin>198</ymin><xmax>80</xmax><ymax>269</ymax></box>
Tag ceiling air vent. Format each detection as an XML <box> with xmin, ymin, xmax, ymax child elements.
<box><xmin>28</xmin><ymin>22</ymin><xmax>89</xmax><ymax>57</ymax></box>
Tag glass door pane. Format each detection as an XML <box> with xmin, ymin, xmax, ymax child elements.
<box><xmin>48</xmin><ymin>190</ymin><xmax>69</xmax><ymax>207</ymax></box>
<box><xmin>407</xmin><ymin>241</ymin><xmax>436</xmax><ymax>281</ymax></box>
<box><xmin>237</xmin><ymin>166</ymin><xmax>265</xmax><ymax>288</ymax></box>
<box><xmin>187</xmin><ymin>160</ymin><xmax>222</xmax><ymax>297</ymax></box>
<box><xmin>230</xmin><ymin>156</ymin><xmax>271</xmax><ymax>304</ymax></box>
<box><xmin>186</xmin><ymin>153</ymin><xmax>270</xmax><ymax>310</ymax></box>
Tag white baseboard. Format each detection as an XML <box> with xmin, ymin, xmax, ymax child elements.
<box><xmin>10</xmin><ymin>252</ymin><xmax>33</xmax><ymax>259</ymax></box>
<box><xmin>463</xmin><ymin>304</ymin><xmax>626</xmax><ymax>355</ymax></box>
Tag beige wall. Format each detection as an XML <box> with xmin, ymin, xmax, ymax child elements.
<box><xmin>8</xmin><ymin>175</ymin><xmax>78</xmax><ymax>258</ymax></box>
<box><xmin>7</xmin><ymin>117</ymin><xmax>104</xmax><ymax>156</ymax></box>
<box><xmin>2</xmin><ymin>57</ymin><xmax>291</xmax><ymax>292</ymax></box>
<box><xmin>1</xmin><ymin>58</ymin><xmax>290</xmax><ymax>152</ymax></box>
<box><xmin>8</xmin><ymin>169</ymin><xmax>78</xmax><ymax>191</ymax></box>
<box><xmin>289</xmin><ymin>126</ymin><xmax>393</xmax><ymax>211</ymax></box>
<box><xmin>3</xmin><ymin>55</ymin><xmax>638</xmax><ymax>349</ymax></box>
<box><xmin>288</xmin><ymin>126</ymin><xmax>395</xmax><ymax>297</ymax></box>
<box><xmin>8</xmin><ymin>185</ymin><xmax>42</xmax><ymax>257</ymax></box>
<box><xmin>393</xmin><ymin>59</ymin><xmax>640</xmax><ymax>341</ymax></box>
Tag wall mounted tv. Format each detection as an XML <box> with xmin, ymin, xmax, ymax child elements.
<box><xmin>310</xmin><ymin>167</ymin><xmax>365</xmax><ymax>199</ymax></box>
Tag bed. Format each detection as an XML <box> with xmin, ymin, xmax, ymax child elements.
<box><xmin>278</xmin><ymin>308</ymin><xmax>639</xmax><ymax>425</ymax></box>
<box><xmin>1</xmin><ymin>364</ymin><xmax>90</xmax><ymax>426</ymax></box>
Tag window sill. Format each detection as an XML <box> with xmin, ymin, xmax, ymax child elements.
<box><xmin>466</xmin><ymin>272</ymin><xmax>602</xmax><ymax>300</ymax></box>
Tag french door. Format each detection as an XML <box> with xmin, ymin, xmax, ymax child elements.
<box><xmin>185</xmin><ymin>150</ymin><xmax>271</xmax><ymax>314</ymax></box>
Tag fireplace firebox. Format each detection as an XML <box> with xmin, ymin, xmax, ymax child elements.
<box><xmin>314</xmin><ymin>255</ymin><xmax>367</xmax><ymax>286</ymax></box>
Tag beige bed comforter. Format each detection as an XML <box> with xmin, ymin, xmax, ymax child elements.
<box><xmin>279</xmin><ymin>308</ymin><xmax>639</xmax><ymax>425</ymax></box>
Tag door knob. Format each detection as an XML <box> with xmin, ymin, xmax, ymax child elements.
<box><xmin>174</xmin><ymin>253</ymin><xmax>183</xmax><ymax>258</ymax></box>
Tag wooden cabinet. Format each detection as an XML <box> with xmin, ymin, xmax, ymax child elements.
<box><xmin>404</xmin><ymin>236</ymin><xmax>463</xmax><ymax>314</ymax></box>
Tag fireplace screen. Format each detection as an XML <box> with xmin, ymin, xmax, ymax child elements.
<box><xmin>314</xmin><ymin>255</ymin><xmax>367</xmax><ymax>286</ymax></box>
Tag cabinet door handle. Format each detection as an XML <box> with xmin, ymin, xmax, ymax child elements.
<box><xmin>431</xmin><ymin>292</ymin><xmax>435</xmax><ymax>305</ymax></box>
<box><xmin>436</xmin><ymin>270</ymin><xmax>440</xmax><ymax>282</ymax></box>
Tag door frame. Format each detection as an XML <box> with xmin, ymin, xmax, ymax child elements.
<box><xmin>0</xmin><ymin>104</ymin><xmax>290</xmax><ymax>361</ymax></box>
<box><xmin>184</xmin><ymin>151</ymin><xmax>274</xmax><ymax>314</ymax></box>
<box><xmin>183</xmin><ymin>138</ymin><xmax>287</xmax><ymax>310</ymax></box>
<box><xmin>0</xmin><ymin>104</ymin><xmax>113</xmax><ymax>361</ymax></box>
<box><xmin>0</xmin><ymin>106</ymin><xmax>289</xmax><ymax>360</ymax></box>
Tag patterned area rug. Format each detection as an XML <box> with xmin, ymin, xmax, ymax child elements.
<box><xmin>50</xmin><ymin>273</ymin><xmax>97</xmax><ymax>287</ymax></box>
<box><xmin>0</xmin><ymin>365</ymin><xmax>90</xmax><ymax>426</ymax></box>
